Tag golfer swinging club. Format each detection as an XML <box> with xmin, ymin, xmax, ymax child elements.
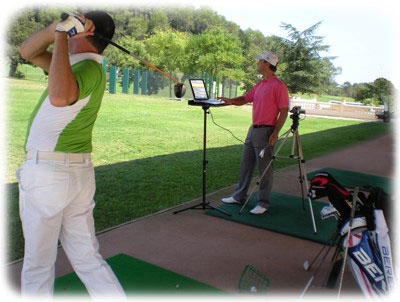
<box><xmin>17</xmin><ymin>11</ymin><xmax>125</xmax><ymax>298</ymax></box>
<box><xmin>218</xmin><ymin>51</ymin><xmax>289</xmax><ymax>214</ymax></box>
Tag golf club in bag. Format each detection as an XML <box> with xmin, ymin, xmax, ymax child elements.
<box><xmin>60</xmin><ymin>12</ymin><xmax>186</xmax><ymax>98</ymax></box>
<box><xmin>307</xmin><ymin>172</ymin><xmax>395</xmax><ymax>297</ymax></box>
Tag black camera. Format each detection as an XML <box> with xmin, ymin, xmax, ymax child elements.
<box><xmin>290</xmin><ymin>106</ymin><xmax>305</xmax><ymax>131</ymax></box>
<box><xmin>290</xmin><ymin>106</ymin><xmax>306</xmax><ymax>115</ymax></box>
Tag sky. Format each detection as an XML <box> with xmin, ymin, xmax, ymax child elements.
<box><xmin>193</xmin><ymin>0</ymin><xmax>399</xmax><ymax>86</ymax></box>
<box><xmin>1</xmin><ymin>0</ymin><xmax>399</xmax><ymax>86</ymax></box>
<box><xmin>0</xmin><ymin>0</ymin><xmax>399</xmax><ymax>299</ymax></box>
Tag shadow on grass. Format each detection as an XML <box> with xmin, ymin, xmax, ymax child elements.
<box><xmin>6</xmin><ymin>121</ymin><xmax>391</xmax><ymax>262</ymax></box>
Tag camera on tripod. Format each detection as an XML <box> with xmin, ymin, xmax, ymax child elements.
<box><xmin>290</xmin><ymin>106</ymin><xmax>306</xmax><ymax>131</ymax></box>
<box><xmin>290</xmin><ymin>106</ymin><xmax>306</xmax><ymax>116</ymax></box>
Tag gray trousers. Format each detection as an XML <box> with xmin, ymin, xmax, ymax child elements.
<box><xmin>232</xmin><ymin>126</ymin><xmax>275</xmax><ymax>208</ymax></box>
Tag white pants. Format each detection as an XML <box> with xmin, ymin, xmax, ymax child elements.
<box><xmin>16</xmin><ymin>153</ymin><xmax>126</xmax><ymax>299</ymax></box>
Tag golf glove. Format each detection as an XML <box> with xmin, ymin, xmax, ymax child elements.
<box><xmin>56</xmin><ymin>13</ymin><xmax>85</xmax><ymax>38</ymax></box>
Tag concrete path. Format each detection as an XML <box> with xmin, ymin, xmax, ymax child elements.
<box><xmin>7</xmin><ymin>133</ymin><xmax>394</xmax><ymax>298</ymax></box>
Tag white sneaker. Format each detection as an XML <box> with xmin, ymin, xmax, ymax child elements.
<box><xmin>250</xmin><ymin>205</ymin><xmax>268</xmax><ymax>215</ymax></box>
<box><xmin>221</xmin><ymin>197</ymin><xmax>242</xmax><ymax>204</ymax></box>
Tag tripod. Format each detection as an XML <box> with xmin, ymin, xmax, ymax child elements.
<box><xmin>174</xmin><ymin>105</ymin><xmax>231</xmax><ymax>216</ymax></box>
<box><xmin>238</xmin><ymin>108</ymin><xmax>318</xmax><ymax>234</ymax></box>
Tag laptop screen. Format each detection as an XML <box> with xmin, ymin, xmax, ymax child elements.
<box><xmin>189</xmin><ymin>79</ymin><xmax>209</xmax><ymax>100</ymax></box>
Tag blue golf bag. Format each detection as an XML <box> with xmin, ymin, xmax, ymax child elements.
<box><xmin>309</xmin><ymin>172</ymin><xmax>395</xmax><ymax>296</ymax></box>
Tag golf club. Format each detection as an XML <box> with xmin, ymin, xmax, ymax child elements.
<box><xmin>60</xmin><ymin>12</ymin><xmax>186</xmax><ymax>98</ymax></box>
<box><xmin>300</xmin><ymin>240</ymin><xmax>335</xmax><ymax>298</ymax></box>
<box><xmin>303</xmin><ymin>217</ymin><xmax>341</xmax><ymax>272</ymax></box>
<box><xmin>303</xmin><ymin>245</ymin><xmax>327</xmax><ymax>272</ymax></box>
<box><xmin>337</xmin><ymin>187</ymin><xmax>359</xmax><ymax>297</ymax></box>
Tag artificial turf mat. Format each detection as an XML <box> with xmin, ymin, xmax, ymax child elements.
<box><xmin>206</xmin><ymin>192</ymin><xmax>337</xmax><ymax>245</ymax></box>
<box><xmin>307</xmin><ymin>167</ymin><xmax>392</xmax><ymax>193</ymax></box>
<box><xmin>54</xmin><ymin>253</ymin><xmax>223</xmax><ymax>296</ymax></box>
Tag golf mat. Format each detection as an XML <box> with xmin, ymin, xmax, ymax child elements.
<box><xmin>307</xmin><ymin>168</ymin><xmax>392</xmax><ymax>194</ymax></box>
<box><xmin>206</xmin><ymin>192</ymin><xmax>337</xmax><ymax>245</ymax></box>
<box><xmin>54</xmin><ymin>253</ymin><xmax>223</xmax><ymax>295</ymax></box>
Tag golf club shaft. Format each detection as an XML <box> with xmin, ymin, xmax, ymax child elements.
<box><xmin>300</xmin><ymin>241</ymin><xmax>334</xmax><ymax>298</ymax></box>
<box><xmin>337</xmin><ymin>188</ymin><xmax>359</xmax><ymax>297</ymax></box>
<box><xmin>307</xmin><ymin>230</ymin><xmax>339</xmax><ymax>271</ymax></box>
<box><xmin>60</xmin><ymin>12</ymin><xmax>181</xmax><ymax>84</ymax></box>
<box><xmin>306</xmin><ymin>244</ymin><xmax>327</xmax><ymax>271</ymax></box>
<box><xmin>94</xmin><ymin>33</ymin><xmax>180</xmax><ymax>84</ymax></box>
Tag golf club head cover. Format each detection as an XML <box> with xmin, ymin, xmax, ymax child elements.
<box><xmin>56</xmin><ymin>13</ymin><xmax>85</xmax><ymax>38</ymax></box>
<box><xmin>309</xmin><ymin>172</ymin><xmax>352</xmax><ymax>219</ymax></box>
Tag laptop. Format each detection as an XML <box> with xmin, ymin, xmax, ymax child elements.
<box><xmin>188</xmin><ymin>79</ymin><xmax>226</xmax><ymax>106</ymax></box>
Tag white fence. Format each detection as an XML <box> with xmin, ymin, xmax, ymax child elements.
<box><xmin>290</xmin><ymin>98</ymin><xmax>384</xmax><ymax>120</ymax></box>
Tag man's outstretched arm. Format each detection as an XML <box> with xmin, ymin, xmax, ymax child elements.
<box><xmin>217</xmin><ymin>96</ymin><xmax>249</xmax><ymax>106</ymax></box>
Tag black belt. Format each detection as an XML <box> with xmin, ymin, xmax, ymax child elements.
<box><xmin>252</xmin><ymin>124</ymin><xmax>274</xmax><ymax>128</ymax></box>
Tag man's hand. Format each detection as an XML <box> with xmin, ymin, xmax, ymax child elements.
<box><xmin>56</xmin><ymin>13</ymin><xmax>95</xmax><ymax>39</ymax></box>
<box><xmin>217</xmin><ymin>96</ymin><xmax>248</xmax><ymax>106</ymax></box>
<box><xmin>268</xmin><ymin>132</ymin><xmax>279</xmax><ymax>146</ymax></box>
<box><xmin>217</xmin><ymin>97</ymin><xmax>233</xmax><ymax>105</ymax></box>
<box><xmin>269</xmin><ymin>108</ymin><xmax>288</xmax><ymax>146</ymax></box>
<box><xmin>55</xmin><ymin>13</ymin><xmax>85</xmax><ymax>38</ymax></box>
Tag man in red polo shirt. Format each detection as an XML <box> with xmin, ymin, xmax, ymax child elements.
<box><xmin>218</xmin><ymin>51</ymin><xmax>289</xmax><ymax>214</ymax></box>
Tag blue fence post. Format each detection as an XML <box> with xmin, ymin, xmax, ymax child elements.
<box><xmin>141</xmin><ymin>71</ymin><xmax>148</xmax><ymax>95</ymax></box>
<box><xmin>133</xmin><ymin>70</ymin><xmax>140</xmax><ymax>94</ymax></box>
<box><xmin>122</xmin><ymin>67</ymin><xmax>130</xmax><ymax>94</ymax></box>
<box><xmin>102</xmin><ymin>58</ymin><xmax>107</xmax><ymax>76</ymax></box>
<box><xmin>109</xmin><ymin>65</ymin><xmax>117</xmax><ymax>94</ymax></box>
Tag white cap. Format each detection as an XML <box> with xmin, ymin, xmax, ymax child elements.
<box><xmin>256</xmin><ymin>51</ymin><xmax>278</xmax><ymax>66</ymax></box>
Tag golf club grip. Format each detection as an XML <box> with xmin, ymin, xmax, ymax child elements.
<box><xmin>93</xmin><ymin>32</ymin><xmax>179</xmax><ymax>83</ymax></box>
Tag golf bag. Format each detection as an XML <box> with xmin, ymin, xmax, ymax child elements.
<box><xmin>309</xmin><ymin>172</ymin><xmax>395</xmax><ymax>296</ymax></box>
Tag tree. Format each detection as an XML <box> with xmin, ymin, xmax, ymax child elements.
<box><xmin>109</xmin><ymin>10</ymin><xmax>148</xmax><ymax>40</ymax></box>
<box><xmin>191</xmin><ymin>7</ymin><xmax>224</xmax><ymax>34</ymax></box>
<box><xmin>274</xmin><ymin>22</ymin><xmax>339</xmax><ymax>94</ymax></box>
<box><xmin>165</xmin><ymin>7</ymin><xmax>195</xmax><ymax>33</ymax></box>
<box><xmin>104</xmin><ymin>36</ymin><xmax>147</xmax><ymax>68</ymax></box>
<box><xmin>147</xmin><ymin>9</ymin><xmax>170</xmax><ymax>34</ymax></box>
<box><xmin>341</xmin><ymin>81</ymin><xmax>352</xmax><ymax>97</ymax></box>
<box><xmin>145</xmin><ymin>29</ymin><xmax>188</xmax><ymax>95</ymax></box>
<box><xmin>184</xmin><ymin>27</ymin><xmax>244</xmax><ymax>81</ymax></box>
<box><xmin>354</xmin><ymin>86</ymin><xmax>374</xmax><ymax>102</ymax></box>
<box><xmin>239</xmin><ymin>30</ymin><xmax>286</xmax><ymax>91</ymax></box>
<box><xmin>349</xmin><ymin>78</ymin><xmax>395</xmax><ymax>105</ymax></box>
<box><xmin>145</xmin><ymin>29</ymin><xmax>188</xmax><ymax>74</ymax></box>
<box><xmin>6</xmin><ymin>10</ymin><xmax>52</xmax><ymax>76</ymax></box>
<box><xmin>370</xmin><ymin>78</ymin><xmax>394</xmax><ymax>105</ymax></box>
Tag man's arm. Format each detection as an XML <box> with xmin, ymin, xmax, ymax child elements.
<box><xmin>269</xmin><ymin>108</ymin><xmax>288</xmax><ymax>146</ymax></box>
<box><xmin>18</xmin><ymin>22</ymin><xmax>58</xmax><ymax>73</ymax></box>
<box><xmin>18</xmin><ymin>21</ymin><xmax>77</xmax><ymax>107</ymax></box>
<box><xmin>217</xmin><ymin>96</ymin><xmax>249</xmax><ymax>106</ymax></box>
<box><xmin>47</xmin><ymin>16</ymin><xmax>95</xmax><ymax>107</ymax></box>
<box><xmin>47</xmin><ymin>32</ymin><xmax>79</xmax><ymax>107</ymax></box>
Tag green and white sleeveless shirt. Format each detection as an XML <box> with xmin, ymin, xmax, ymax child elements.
<box><xmin>25</xmin><ymin>53</ymin><xmax>105</xmax><ymax>153</ymax></box>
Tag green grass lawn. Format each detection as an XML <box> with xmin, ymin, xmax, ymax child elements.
<box><xmin>293</xmin><ymin>92</ymin><xmax>357</xmax><ymax>103</ymax></box>
<box><xmin>5</xmin><ymin>78</ymin><xmax>391</xmax><ymax>262</ymax></box>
